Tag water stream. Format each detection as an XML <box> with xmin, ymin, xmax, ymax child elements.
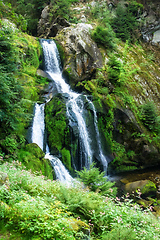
<box><xmin>31</xmin><ymin>39</ymin><xmax>108</xmax><ymax>183</ymax></box>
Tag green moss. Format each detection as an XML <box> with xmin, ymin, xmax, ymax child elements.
<box><xmin>61</xmin><ymin>148</ymin><xmax>72</xmax><ymax>171</ymax></box>
<box><xmin>45</xmin><ymin>94</ymin><xmax>71</xmax><ymax>163</ymax></box>
<box><xmin>18</xmin><ymin>143</ymin><xmax>53</xmax><ymax>180</ymax></box>
<box><xmin>141</xmin><ymin>180</ymin><xmax>157</xmax><ymax>196</ymax></box>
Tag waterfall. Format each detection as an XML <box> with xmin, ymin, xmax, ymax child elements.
<box><xmin>31</xmin><ymin>104</ymin><xmax>73</xmax><ymax>184</ymax></box>
<box><xmin>86</xmin><ymin>97</ymin><xmax>108</xmax><ymax>173</ymax></box>
<box><xmin>32</xmin><ymin>103</ymin><xmax>45</xmax><ymax>151</ymax></box>
<box><xmin>42</xmin><ymin>39</ymin><xmax>92</xmax><ymax>169</ymax></box>
<box><xmin>31</xmin><ymin>39</ymin><xmax>108</xmax><ymax>184</ymax></box>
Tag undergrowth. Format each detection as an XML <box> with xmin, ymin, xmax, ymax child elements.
<box><xmin>0</xmin><ymin>161</ymin><xmax>160</xmax><ymax>239</ymax></box>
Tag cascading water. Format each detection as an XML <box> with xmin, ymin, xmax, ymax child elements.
<box><xmin>86</xmin><ymin>97</ymin><xmax>108</xmax><ymax>173</ymax></box>
<box><xmin>32</xmin><ymin>103</ymin><xmax>45</xmax><ymax>151</ymax></box>
<box><xmin>31</xmin><ymin>39</ymin><xmax>108</xmax><ymax>184</ymax></box>
<box><xmin>31</xmin><ymin>103</ymin><xmax>73</xmax><ymax>184</ymax></box>
<box><xmin>42</xmin><ymin>39</ymin><xmax>93</xmax><ymax>169</ymax></box>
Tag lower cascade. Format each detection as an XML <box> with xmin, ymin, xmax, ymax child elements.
<box><xmin>31</xmin><ymin>39</ymin><xmax>108</xmax><ymax>183</ymax></box>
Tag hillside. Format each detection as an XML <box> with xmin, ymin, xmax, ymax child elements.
<box><xmin>0</xmin><ymin>0</ymin><xmax>160</xmax><ymax>239</ymax></box>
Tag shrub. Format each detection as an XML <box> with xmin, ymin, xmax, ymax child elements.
<box><xmin>107</xmin><ymin>56</ymin><xmax>121</xmax><ymax>85</ymax></box>
<box><xmin>111</xmin><ymin>1</ymin><xmax>143</xmax><ymax>42</ymax></box>
<box><xmin>0</xmin><ymin>161</ymin><xmax>160</xmax><ymax>239</ymax></box>
<box><xmin>92</xmin><ymin>25</ymin><xmax>116</xmax><ymax>50</ymax></box>
<box><xmin>140</xmin><ymin>101</ymin><xmax>157</xmax><ymax>131</ymax></box>
<box><xmin>76</xmin><ymin>162</ymin><xmax>117</xmax><ymax>197</ymax></box>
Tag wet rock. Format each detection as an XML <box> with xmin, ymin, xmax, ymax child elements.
<box><xmin>36</xmin><ymin>69</ymin><xmax>50</xmax><ymax>79</ymax></box>
<box><xmin>125</xmin><ymin>180</ymin><xmax>157</xmax><ymax>198</ymax></box>
<box><xmin>56</xmin><ymin>23</ymin><xmax>103</xmax><ymax>85</ymax></box>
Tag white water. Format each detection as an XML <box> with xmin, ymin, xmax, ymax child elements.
<box><xmin>31</xmin><ymin>39</ymin><xmax>108</xmax><ymax>184</ymax></box>
<box><xmin>31</xmin><ymin>104</ymin><xmax>73</xmax><ymax>184</ymax></box>
<box><xmin>45</xmin><ymin>145</ymin><xmax>73</xmax><ymax>186</ymax></box>
<box><xmin>42</xmin><ymin>40</ymin><xmax>92</xmax><ymax>168</ymax></box>
<box><xmin>32</xmin><ymin>103</ymin><xmax>45</xmax><ymax>151</ymax></box>
<box><xmin>86</xmin><ymin>97</ymin><xmax>108</xmax><ymax>173</ymax></box>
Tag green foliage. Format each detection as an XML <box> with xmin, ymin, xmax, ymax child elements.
<box><xmin>0</xmin><ymin>19</ymin><xmax>41</xmax><ymax>157</ymax></box>
<box><xmin>18</xmin><ymin>143</ymin><xmax>53</xmax><ymax>180</ymax></box>
<box><xmin>0</xmin><ymin>71</ymin><xmax>22</xmax><ymax>133</ymax></box>
<box><xmin>0</xmin><ymin>161</ymin><xmax>160</xmax><ymax>239</ymax></box>
<box><xmin>101</xmin><ymin>225</ymin><xmax>137</xmax><ymax>240</ymax></box>
<box><xmin>111</xmin><ymin>1</ymin><xmax>143</xmax><ymax>42</ymax></box>
<box><xmin>50</xmin><ymin>0</ymin><xmax>71</xmax><ymax>21</ymax></box>
<box><xmin>0</xmin><ymin>1</ymin><xmax>27</xmax><ymax>31</ymax></box>
<box><xmin>76</xmin><ymin>162</ymin><xmax>117</xmax><ymax>197</ymax></box>
<box><xmin>0</xmin><ymin>23</ymin><xmax>17</xmax><ymax>71</ymax></box>
<box><xmin>92</xmin><ymin>24</ymin><xmax>116</xmax><ymax>50</ymax></box>
<box><xmin>140</xmin><ymin>101</ymin><xmax>158</xmax><ymax>131</ymax></box>
<box><xmin>45</xmin><ymin>95</ymin><xmax>71</xmax><ymax>154</ymax></box>
<box><xmin>61</xmin><ymin>148</ymin><xmax>72</xmax><ymax>171</ymax></box>
<box><xmin>107</xmin><ymin>56</ymin><xmax>121</xmax><ymax>85</ymax></box>
<box><xmin>3</xmin><ymin>0</ymin><xmax>47</xmax><ymax>34</ymax></box>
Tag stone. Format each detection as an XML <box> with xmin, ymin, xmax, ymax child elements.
<box><xmin>37</xmin><ymin>4</ymin><xmax>70</xmax><ymax>38</ymax></box>
<box><xmin>125</xmin><ymin>180</ymin><xmax>157</xmax><ymax>198</ymax></box>
<box><xmin>36</xmin><ymin>69</ymin><xmax>50</xmax><ymax>79</ymax></box>
<box><xmin>56</xmin><ymin>23</ymin><xmax>103</xmax><ymax>84</ymax></box>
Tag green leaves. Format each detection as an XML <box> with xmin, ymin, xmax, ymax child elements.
<box><xmin>76</xmin><ymin>162</ymin><xmax>117</xmax><ymax>197</ymax></box>
<box><xmin>111</xmin><ymin>1</ymin><xmax>143</xmax><ymax>42</ymax></box>
<box><xmin>92</xmin><ymin>25</ymin><xmax>116</xmax><ymax>50</ymax></box>
<box><xmin>140</xmin><ymin>101</ymin><xmax>158</xmax><ymax>131</ymax></box>
<box><xmin>107</xmin><ymin>56</ymin><xmax>121</xmax><ymax>85</ymax></box>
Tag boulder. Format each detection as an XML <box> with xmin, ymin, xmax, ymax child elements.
<box><xmin>56</xmin><ymin>23</ymin><xmax>103</xmax><ymax>85</ymax></box>
<box><xmin>125</xmin><ymin>180</ymin><xmax>157</xmax><ymax>198</ymax></box>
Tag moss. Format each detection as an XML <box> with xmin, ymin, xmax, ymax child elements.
<box><xmin>18</xmin><ymin>143</ymin><xmax>53</xmax><ymax>180</ymax></box>
<box><xmin>61</xmin><ymin>148</ymin><xmax>72</xmax><ymax>171</ymax></box>
<box><xmin>141</xmin><ymin>180</ymin><xmax>157</xmax><ymax>196</ymax></box>
<box><xmin>45</xmin><ymin>94</ymin><xmax>71</xmax><ymax>165</ymax></box>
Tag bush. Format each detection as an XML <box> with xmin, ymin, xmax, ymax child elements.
<box><xmin>0</xmin><ymin>161</ymin><xmax>160</xmax><ymax>239</ymax></box>
<box><xmin>140</xmin><ymin>101</ymin><xmax>157</xmax><ymax>131</ymax></box>
<box><xmin>76</xmin><ymin>162</ymin><xmax>117</xmax><ymax>197</ymax></box>
<box><xmin>107</xmin><ymin>56</ymin><xmax>121</xmax><ymax>85</ymax></box>
<box><xmin>92</xmin><ymin>25</ymin><xmax>116</xmax><ymax>50</ymax></box>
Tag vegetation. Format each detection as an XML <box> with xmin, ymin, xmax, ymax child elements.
<box><xmin>111</xmin><ymin>1</ymin><xmax>143</xmax><ymax>42</ymax></box>
<box><xmin>140</xmin><ymin>101</ymin><xmax>160</xmax><ymax>132</ymax></box>
<box><xmin>1</xmin><ymin>0</ymin><xmax>160</xmax><ymax>239</ymax></box>
<box><xmin>0</xmin><ymin>161</ymin><xmax>160</xmax><ymax>239</ymax></box>
<box><xmin>45</xmin><ymin>95</ymin><xmax>72</xmax><ymax>171</ymax></box>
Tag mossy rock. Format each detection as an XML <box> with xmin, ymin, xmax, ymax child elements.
<box><xmin>125</xmin><ymin>180</ymin><xmax>157</xmax><ymax>198</ymax></box>
<box><xmin>25</xmin><ymin>143</ymin><xmax>45</xmax><ymax>159</ymax></box>
<box><xmin>18</xmin><ymin>143</ymin><xmax>53</xmax><ymax>180</ymax></box>
<box><xmin>45</xmin><ymin>94</ymin><xmax>71</xmax><ymax>170</ymax></box>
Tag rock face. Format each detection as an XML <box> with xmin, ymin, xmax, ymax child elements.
<box><xmin>20</xmin><ymin>143</ymin><xmax>53</xmax><ymax>180</ymax></box>
<box><xmin>139</xmin><ymin>0</ymin><xmax>160</xmax><ymax>44</ymax></box>
<box><xmin>125</xmin><ymin>179</ymin><xmax>157</xmax><ymax>198</ymax></box>
<box><xmin>56</xmin><ymin>23</ymin><xmax>103</xmax><ymax>84</ymax></box>
<box><xmin>37</xmin><ymin>5</ymin><xmax>70</xmax><ymax>38</ymax></box>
